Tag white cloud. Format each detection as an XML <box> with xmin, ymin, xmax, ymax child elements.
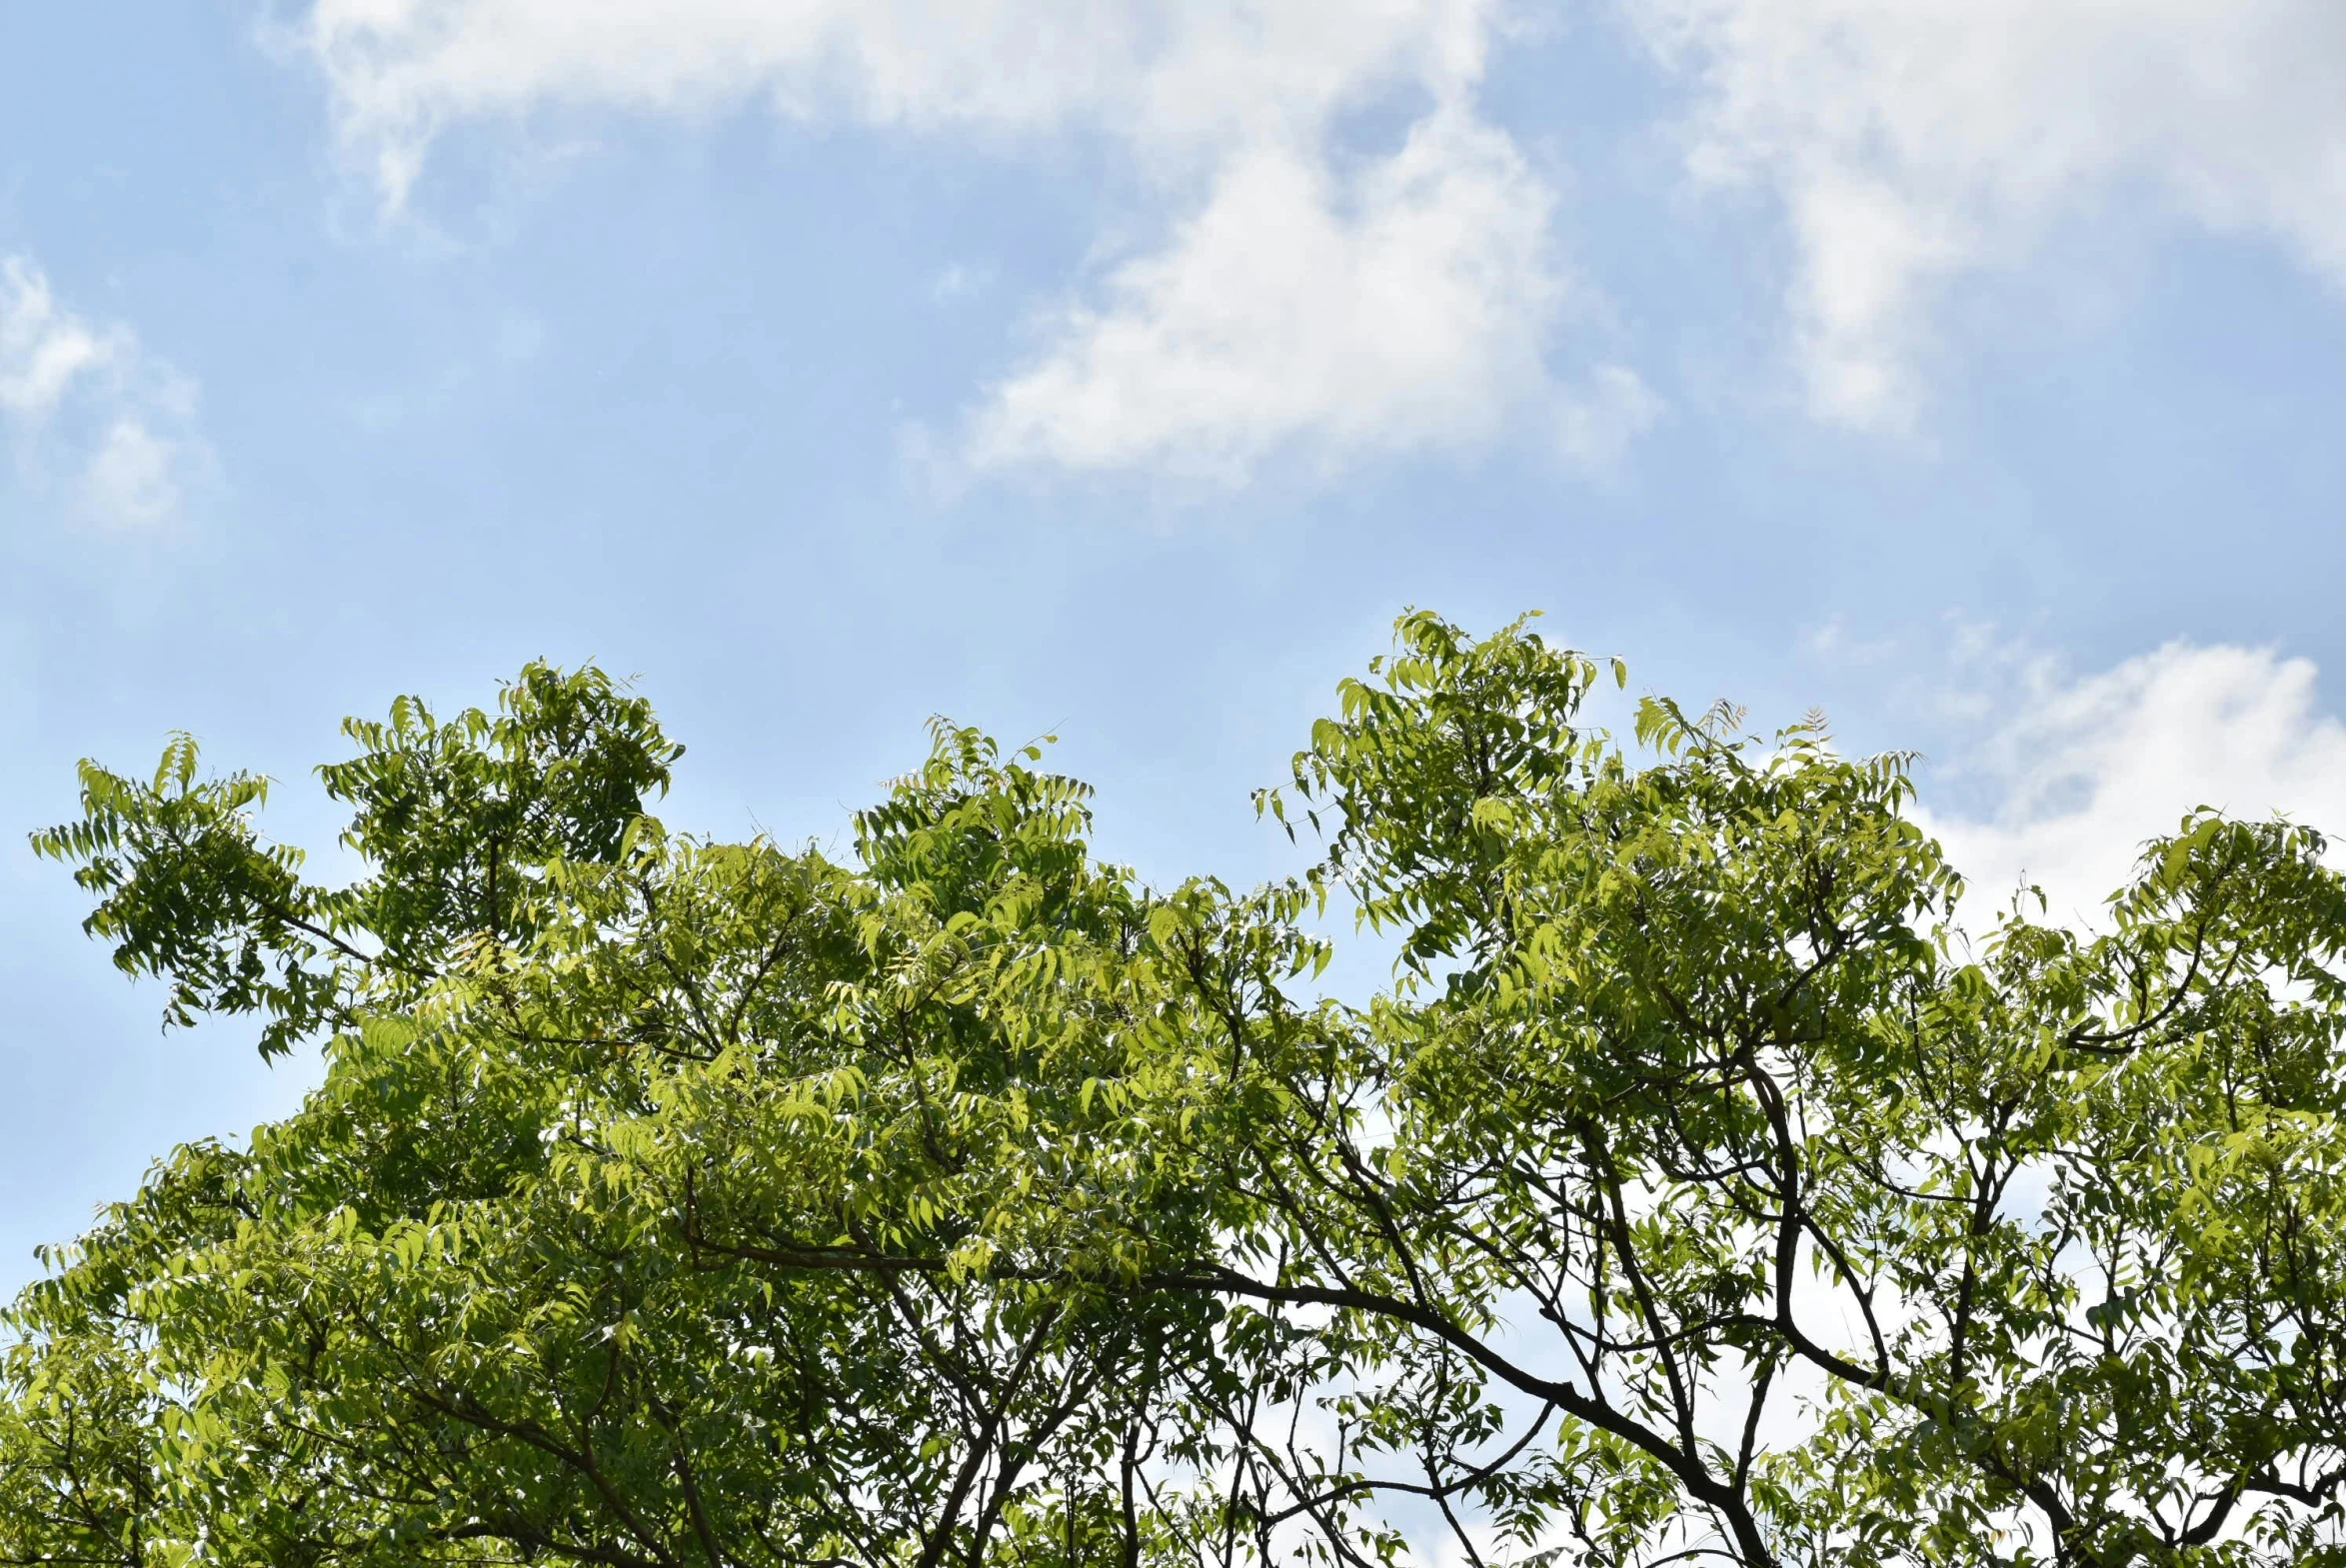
<box><xmin>0</xmin><ymin>257</ymin><xmax>202</xmax><ymax>530</ymax></box>
<box><xmin>81</xmin><ymin>418</ymin><xmax>185</xmax><ymax>529</ymax></box>
<box><xmin>1553</xmin><ymin>362</ymin><xmax>1663</xmax><ymax>474</ymax></box>
<box><xmin>930</xmin><ymin>262</ymin><xmax>995</xmax><ymax>303</ymax></box>
<box><xmin>300</xmin><ymin>0</ymin><xmax>1497</xmax><ymax>182</ymax></box>
<box><xmin>967</xmin><ymin>110</ymin><xmax>1604</xmax><ymax>480</ymax></box>
<box><xmin>1918</xmin><ymin>642</ymin><xmax>2346</xmax><ymax>929</ymax></box>
<box><xmin>1626</xmin><ymin>0</ymin><xmax>2346</xmax><ymax>426</ymax></box>
<box><xmin>297</xmin><ymin>0</ymin><xmax>1623</xmax><ymax>484</ymax></box>
<box><xmin>0</xmin><ymin>266</ymin><xmax>111</xmax><ymax>417</ymax></box>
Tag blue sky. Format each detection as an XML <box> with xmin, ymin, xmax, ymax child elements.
<box><xmin>5</xmin><ymin>0</ymin><xmax>2346</xmax><ymax>1287</ymax></box>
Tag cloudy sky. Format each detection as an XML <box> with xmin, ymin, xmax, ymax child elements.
<box><xmin>4</xmin><ymin>0</ymin><xmax>2346</xmax><ymax>1283</ymax></box>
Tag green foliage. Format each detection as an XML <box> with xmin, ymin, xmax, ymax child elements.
<box><xmin>9</xmin><ymin>615</ymin><xmax>2346</xmax><ymax>1568</ymax></box>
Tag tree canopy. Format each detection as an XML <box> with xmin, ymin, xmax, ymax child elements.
<box><xmin>7</xmin><ymin>612</ymin><xmax>2346</xmax><ymax>1568</ymax></box>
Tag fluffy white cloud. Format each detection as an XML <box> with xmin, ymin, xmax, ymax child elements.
<box><xmin>1626</xmin><ymin>0</ymin><xmax>2346</xmax><ymax>426</ymax></box>
<box><xmin>968</xmin><ymin>110</ymin><xmax>1633</xmax><ymax>479</ymax></box>
<box><xmin>0</xmin><ymin>265</ymin><xmax>111</xmax><ymax>418</ymax></box>
<box><xmin>302</xmin><ymin>0</ymin><xmax>1496</xmax><ymax>181</ymax></box>
<box><xmin>0</xmin><ymin>257</ymin><xmax>201</xmax><ymax>529</ymax></box>
<box><xmin>296</xmin><ymin>0</ymin><xmax>2346</xmax><ymax>455</ymax></box>
<box><xmin>1918</xmin><ymin>641</ymin><xmax>2346</xmax><ymax>930</ymax></box>
<box><xmin>298</xmin><ymin>0</ymin><xmax>1616</xmax><ymax>483</ymax></box>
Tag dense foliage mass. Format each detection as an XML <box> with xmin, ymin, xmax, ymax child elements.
<box><xmin>6</xmin><ymin>613</ymin><xmax>2346</xmax><ymax>1568</ymax></box>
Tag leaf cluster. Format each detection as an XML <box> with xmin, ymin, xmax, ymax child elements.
<box><xmin>9</xmin><ymin>617</ymin><xmax>2346</xmax><ymax>1568</ymax></box>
